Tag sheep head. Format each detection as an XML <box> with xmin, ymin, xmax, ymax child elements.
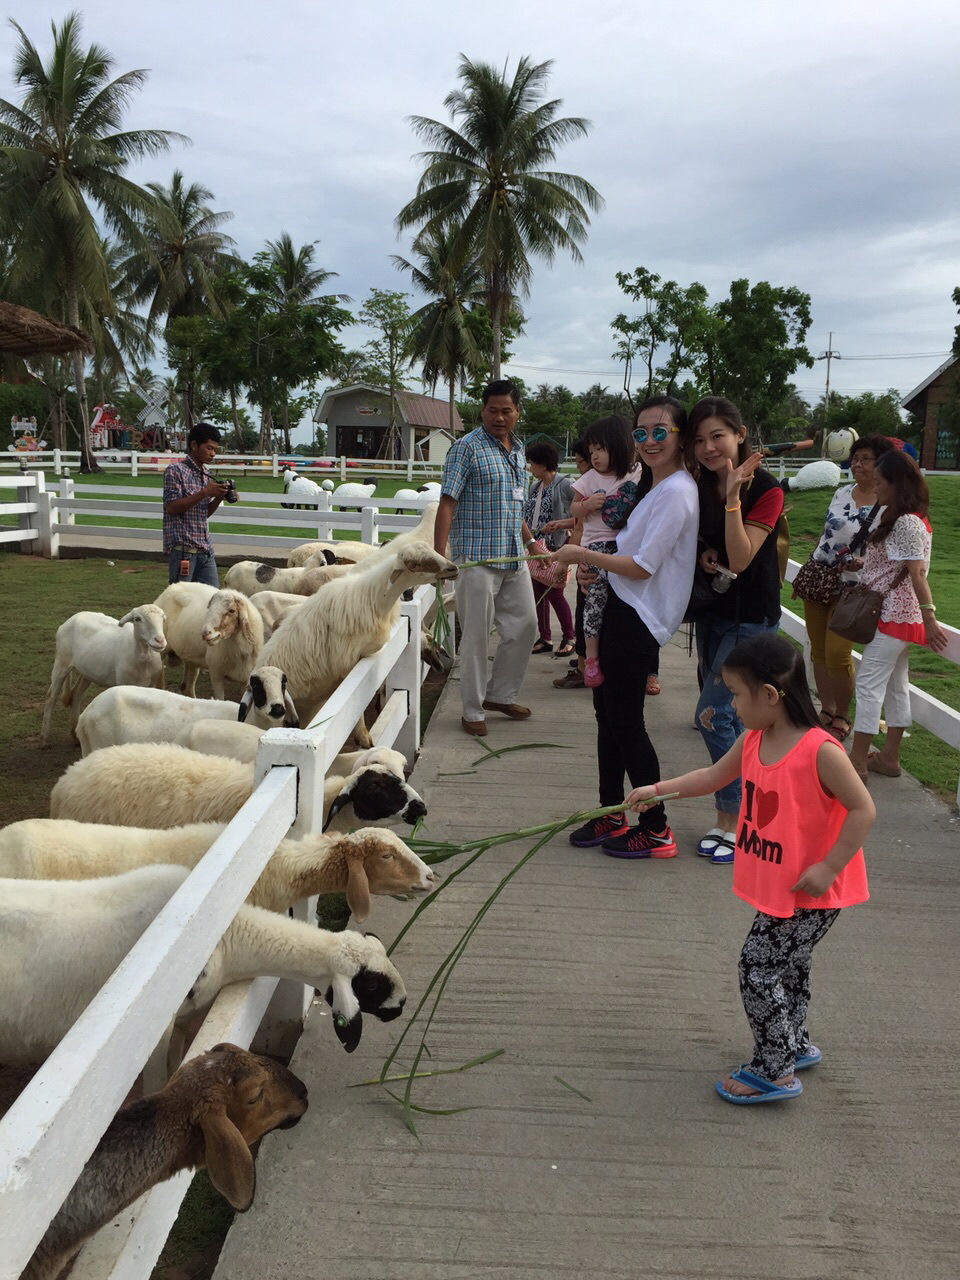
<box><xmin>118</xmin><ymin>604</ymin><xmax>167</xmax><ymax>653</ymax></box>
<box><xmin>389</xmin><ymin>542</ymin><xmax>459</xmax><ymax>588</ymax></box>
<box><xmin>174</xmin><ymin>1043</ymin><xmax>308</xmax><ymax>1210</ymax></box>
<box><xmin>322</xmin><ymin>932</ymin><xmax>407</xmax><ymax>1052</ymax></box>
<box><xmin>323</xmin><ymin>765</ymin><xmax>428</xmax><ymax>831</ymax></box>
<box><xmin>202</xmin><ymin>591</ymin><xmax>260</xmax><ymax>647</ymax></box>
<box><xmin>238</xmin><ymin>666</ymin><xmax>299</xmax><ymax>727</ymax></box>
<box><xmin>331</xmin><ymin>828</ymin><xmax>435</xmax><ymax>922</ymax></box>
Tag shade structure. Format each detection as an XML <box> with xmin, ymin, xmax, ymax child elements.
<box><xmin>0</xmin><ymin>300</ymin><xmax>93</xmax><ymax>357</ymax></box>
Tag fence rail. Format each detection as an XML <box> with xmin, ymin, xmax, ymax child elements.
<box><xmin>0</xmin><ymin>448</ymin><xmax>444</xmax><ymax>481</ymax></box>
<box><xmin>0</xmin><ymin>571</ymin><xmax>446</xmax><ymax>1279</ymax></box>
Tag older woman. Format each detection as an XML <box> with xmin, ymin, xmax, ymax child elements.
<box><xmin>848</xmin><ymin>451</ymin><xmax>947</xmax><ymax>780</ymax></box>
<box><xmin>797</xmin><ymin>436</ymin><xmax>894</xmax><ymax>742</ymax></box>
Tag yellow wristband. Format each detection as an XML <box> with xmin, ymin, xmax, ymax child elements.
<box><xmin>725</xmin><ymin>502</ymin><xmax>742</xmax><ymax>513</ymax></box>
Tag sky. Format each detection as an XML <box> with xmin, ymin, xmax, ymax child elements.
<box><xmin>5</xmin><ymin>0</ymin><xmax>960</xmax><ymax>442</ymax></box>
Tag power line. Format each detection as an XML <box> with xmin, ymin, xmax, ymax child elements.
<box><xmin>508</xmin><ymin>350</ymin><xmax>951</xmax><ymax>379</ymax></box>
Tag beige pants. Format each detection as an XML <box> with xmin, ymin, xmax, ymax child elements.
<box><xmin>455</xmin><ymin>564</ymin><xmax>538</xmax><ymax>722</ymax></box>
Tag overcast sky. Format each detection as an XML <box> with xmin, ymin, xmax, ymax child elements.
<box><xmin>6</xmin><ymin>1</ymin><xmax>960</xmax><ymax>440</ymax></box>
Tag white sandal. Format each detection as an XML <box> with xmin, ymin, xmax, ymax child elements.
<box><xmin>696</xmin><ymin>827</ymin><xmax>726</xmax><ymax>857</ymax></box>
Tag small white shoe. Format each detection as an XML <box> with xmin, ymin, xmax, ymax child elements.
<box><xmin>696</xmin><ymin>826</ymin><xmax>726</xmax><ymax>857</ymax></box>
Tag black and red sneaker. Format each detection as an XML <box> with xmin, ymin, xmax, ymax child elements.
<box><xmin>601</xmin><ymin>825</ymin><xmax>678</xmax><ymax>860</ymax></box>
<box><xmin>569</xmin><ymin>812</ymin><xmax>629</xmax><ymax>847</ymax></box>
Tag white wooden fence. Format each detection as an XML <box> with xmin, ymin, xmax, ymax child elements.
<box><xmin>0</xmin><ymin>569</ymin><xmax>447</xmax><ymax>1279</ymax></box>
<box><xmin>0</xmin><ymin>448</ymin><xmax>442</xmax><ymax>482</ymax></box>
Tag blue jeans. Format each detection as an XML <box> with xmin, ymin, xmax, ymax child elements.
<box><xmin>168</xmin><ymin>548</ymin><xmax>220</xmax><ymax>588</ymax></box>
<box><xmin>694</xmin><ymin>616</ymin><xmax>779</xmax><ymax>814</ymax></box>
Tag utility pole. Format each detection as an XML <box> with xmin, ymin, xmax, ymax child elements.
<box><xmin>816</xmin><ymin>332</ymin><xmax>841</xmax><ymax>454</ymax></box>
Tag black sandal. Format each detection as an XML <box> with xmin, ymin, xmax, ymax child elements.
<box><xmin>555</xmin><ymin>641</ymin><xmax>575</xmax><ymax>657</ymax></box>
<box><xmin>531</xmin><ymin>640</ymin><xmax>554</xmax><ymax>654</ymax></box>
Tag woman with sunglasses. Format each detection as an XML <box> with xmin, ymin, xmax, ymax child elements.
<box><xmin>550</xmin><ymin>395</ymin><xmax>699</xmax><ymax>858</ymax></box>
<box><xmin>687</xmin><ymin>396</ymin><xmax>785</xmax><ymax>865</ymax></box>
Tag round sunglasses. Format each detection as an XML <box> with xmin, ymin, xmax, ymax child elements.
<box><xmin>633</xmin><ymin>424</ymin><xmax>680</xmax><ymax>443</ymax></box>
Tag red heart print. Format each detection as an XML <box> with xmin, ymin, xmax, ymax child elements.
<box><xmin>755</xmin><ymin>787</ymin><xmax>779</xmax><ymax>828</ymax></box>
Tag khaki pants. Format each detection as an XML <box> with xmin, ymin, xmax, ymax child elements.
<box><xmin>455</xmin><ymin>564</ymin><xmax>538</xmax><ymax>722</ymax></box>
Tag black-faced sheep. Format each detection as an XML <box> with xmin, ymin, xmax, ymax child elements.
<box><xmin>153</xmin><ymin>583</ymin><xmax>264</xmax><ymax>698</ymax></box>
<box><xmin>20</xmin><ymin>1044</ymin><xmax>309</xmax><ymax>1280</ymax></box>
<box><xmin>287</xmin><ymin>540</ymin><xmax>377</xmax><ymax>568</ymax></box>
<box><xmin>223</xmin><ymin>561</ymin><xmax>333</xmax><ymax>598</ymax></box>
<box><xmin>39</xmin><ymin>606</ymin><xmax>167</xmax><ymax>747</ymax></box>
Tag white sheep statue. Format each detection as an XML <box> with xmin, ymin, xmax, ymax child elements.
<box><xmin>39</xmin><ymin>605</ymin><xmax>167</xmax><ymax>748</ymax></box>
<box><xmin>49</xmin><ymin>742</ymin><xmax>428</xmax><ymax>832</ymax></box>
<box><xmin>0</xmin><ymin>864</ymin><xmax>407</xmax><ymax>1067</ymax></box>
<box><xmin>223</xmin><ymin>560</ymin><xmax>333</xmax><ymax>598</ymax></box>
<box><xmin>153</xmin><ymin>583</ymin><xmax>264</xmax><ymax>698</ymax></box>
<box><xmin>257</xmin><ymin>539</ymin><xmax>457</xmax><ymax>728</ymax></box>
<box><xmin>0</xmin><ymin>821</ymin><xmax>434</xmax><ymax>921</ymax></box>
<box><xmin>75</xmin><ymin>667</ymin><xmax>298</xmax><ymax>756</ymax></box>
<box><xmin>280</xmin><ymin>467</ymin><xmax>323</xmax><ymax>509</ymax></box>
<box><xmin>20</xmin><ymin>1044</ymin><xmax>309</xmax><ymax>1280</ymax></box>
<box><xmin>332</xmin><ymin>479</ymin><xmax>377</xmax><ymax>507</ymax></box>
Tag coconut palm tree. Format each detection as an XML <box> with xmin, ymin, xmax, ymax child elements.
<box><xmin>0</xmin><ymin>13</ymin><xmax>186</xmax><ymax>470</ymax></box>
<box><xmin>121</xmin><ymin>170</ymin><xmax>237</xmax><ymax>326</ymax></box>
<box><xmin>393</xmin><ymin>226</ymin><xmax>484</xmax><ymax>434</ymax></box>
<box><xmin>263</xmin><ymin>233</ymin><xmax>343</xmax><ymax>305</ymax></box>
<box><xmin>396</xmin><ymin>55</ymin><xmax>603</xmax><ymax>379</ymax></box>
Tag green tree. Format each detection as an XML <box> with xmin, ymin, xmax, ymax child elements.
<box><xmin>358</xmin><ymin>289</ymin><xmax>414</xmax><ymax>458</ymax></box>
<box><xmin>393</xmin><ymin>226</ymin><xmax>484</xmax><ymax>434</ymax></box>
<box><xmin>0</xmin><ymin>13</ymin><xmax>185</xmax><ymax>470</ymax></box>
<box><xmin>808</xmin><ymin>390</ymin><xmax>906</xmax><ymax>441</ymax></box>
<box><xmin>396</xmin><ymin>55</ymin><xmax>603</xmax><ymax>377</ymax></box>
<box><xmin>611</xmin><ymin>269</ymin><xmax>711</xmax><ymax>407</ymax></box>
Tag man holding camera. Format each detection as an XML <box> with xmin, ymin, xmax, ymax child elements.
<box><xmin>163</xmin><ymin>422</ymin><xmax>236</xmax><ymax>586</ymax></box>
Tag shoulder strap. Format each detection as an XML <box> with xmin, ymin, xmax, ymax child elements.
<box><xmin>848</xmin><ymin>502</ymin><xmax>880</xmax><ymax>555</ymax></box>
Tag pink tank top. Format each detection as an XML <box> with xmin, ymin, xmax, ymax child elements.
<box><xmin>733</xmin><ymin>727</ymin><xmax>869</xmax><ymax>918</ymax></box>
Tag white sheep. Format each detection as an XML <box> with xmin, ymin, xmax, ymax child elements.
<box><xmin>153</xmin><ymin>583</ymin><xmax>264</xmax><ymax>698</ymax></box>
<box><xmin>182</xmin><ymin>719</ymin><xmax>266</xmax><ymax>761</ymax></box>
<box><xmin>0</xmin><ymin>865</ymin><xmax>406</xmax><ymax>1066</ymax></box>
<box><xmin>74</xmin><ymin>668</ymin><xmax>297</xmax><ymax>756</ymax></box>
<box><xmin>248</xmin><ymin>589</ymin><xmax>307</xmax><ymax>638</ymax></box>
<box><xmin>39</xmin><ymin>606</ymin><xmax>167</xmax><ymax>748</ymax></box>
<box><xmin>332</xmin><ymin>479</ymin><xmax>377</xmax><ymax>507</ymax></box>
<box><xmin>280</xmin><ymin>467</ymin><xmax>323</xmax><ymax>509</ymax></box>
<box><xmin>257</xmin><ymin>540</ymin><xmax>458</xmax><ymax>727</ymax></box>
<box><xmin>287</xmin><ymin>540</ymin><xmax>376</xmax><ymax>568</ymax></box>
<box><xmin>49</xmin><ymin>743</ymin><xmax>428</xmax><ymax>832</ymax></box>
<box><xmin>320</xmin><ymin>477</ymin><xmax>335</xmax><ymax>491</ymax></box>
<box><xmin>418</xmin><ymin>481</ymin><xmax>442</xmax><ymax>498</ymax></box>
<box><xmin>0</xmin><ymin>820</ymin><xmax>434</xmax><ymax>920</ymax></box>
<box><xmin>21</xmin><ymin>1044</ymin><xmax>309</xmax><ymax>1280</ymax></box>
<box><xmin>223</xmin><ymin>561</ymin><xmax>332</xmax><ymax>598</ymax></box>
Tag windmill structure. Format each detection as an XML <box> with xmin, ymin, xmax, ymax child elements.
<box><xmin>130</xmin><ymin>381</ymin><xmax>171</xmax><ymax>450</ymax></box>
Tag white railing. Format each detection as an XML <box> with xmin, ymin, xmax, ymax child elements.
<box><xmin>0</xmin><ymin>581</ymin><xmax>449</xmax><ymax>1280</ymax></box>
<box><xmin>782</xmin><ymin>558</ymin><xmax>960</xmax><ymax>804</ymax></box>
<box><xmin>0</xmin><ymin>471</ymin><xmax>47</xmax><ymax>552</ymax></box>
<box><xmin>0</xmin><ymin>449</ymin><xmax>443</xmax><ymax>482</ymax></box>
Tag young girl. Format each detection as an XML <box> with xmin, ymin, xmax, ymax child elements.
<box><xmin>688</xmin><ymin>397</ymin><xmax>785</xmax><ymax>862</ymax></box>
<box><xmin>626</xmin><ymin>634</ymin><xmax>873</xmax><ymax>1103</ymax></box>
<box><xmin>570</xmin><ymin>416</ymin><xmax>643</xmax><ymax>688</ymax></box>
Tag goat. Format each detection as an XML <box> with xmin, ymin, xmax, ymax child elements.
<box><xmin>0</xmin><ymin>821</ymin><xmax>434</xmax><ymax>921</ymax></box>
<box><xmin>154</xmin><ymin>583</ymin><xmax>263</xmax><ymax>698</ymax></box>
<box><xmin>39</xmin><ymin>606</ymin><xmax>167</xmax><ymax>747</ymax></box>
<box><xmin>21</xmin><ymin>1044</ymin><xmax>309</xmax><ymax>1280</ymax></box>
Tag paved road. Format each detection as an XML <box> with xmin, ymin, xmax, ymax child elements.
<box><xmin>215</xmin><ymin>634</ymin><xmax>960</xmax><ymax>1280</ymax></box>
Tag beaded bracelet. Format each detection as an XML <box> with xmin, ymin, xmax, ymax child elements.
<box><xmin>725</xmin><ymin>502</ymin><xmax>742</xmax><ymax>512</ymax></box>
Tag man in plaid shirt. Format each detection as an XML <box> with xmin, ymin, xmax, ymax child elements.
<box><xmin>163</xmin><ymin>423</ymin><xmax>230</xmax><ymax>586</ymax></box>
<box><xmin>434</xmin><ymin>380</ymin><xmax>538</xmax><ymax>736</ymax></box>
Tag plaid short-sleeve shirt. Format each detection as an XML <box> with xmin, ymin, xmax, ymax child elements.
<box><xmin>441</xmin><ymin>427</ymin><xmax>528</xmax><ymax>564</ymax></box>
<box><xmin>163</xmin><ymin>456</ymin><xmax>215</xmax><ymax>554</ymax></box>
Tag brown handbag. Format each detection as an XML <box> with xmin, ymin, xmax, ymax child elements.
<box><xmin>828</xmin><ymin>563</ymin><xmax>909</xmax><ymax>644</ymax></box>
<box><xmin>792</xmin><ymin>558</ymin><xmax>840</xmax><ymax>605</ymax></box>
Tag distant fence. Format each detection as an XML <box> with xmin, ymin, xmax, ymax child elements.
<box><xmin>0</xmin><ymin>573</ymin><xmax>450</xmax><ymax>1279</ymax></box>
<box><xmin>0</xmin><ymin>448</ymin><xmax>443</xmax><ymax>481</ymax></box>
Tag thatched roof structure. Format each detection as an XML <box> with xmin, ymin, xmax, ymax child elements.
<box><xmin>0</xmin><ymin>300</ymin><xmax>93</xmax><ymax>357</ymax></box>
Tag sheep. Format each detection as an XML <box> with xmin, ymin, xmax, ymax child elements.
<box><xmin>418</xmin><ymin>481</ymin><xmax>442</xmax><ymax>498</ymax></box>
<box><xmin>49</xmin><ymin>743</ymin><xmax>428</xmax><ymax>832</ymax></box>
<box><xmin>248</xmin><ymin>589</ymin><xmax>307</xmax><ymax>637</ymax></box>
<box><xmin>287</xmin><ymin>540</ymin><xmax>377</xmax><ymax>567</ymax></box>
<box><xmin>280</xmin><ymin>467</ymin><xmax>323</xmax><ymax>509</ymax></box>
<box><xmin>21</xmin><ymin>1044</ymin><xmax>309</xmax><ymax>1280</ymax></box>
<box><xmin>0</xmin><ymin>864</ymin><xmax>406</xmax><ymax>1066</ymax></box>
<box><xmin>74</xmin><ymin>668</ymin><xmax>298</xmax><ymax>756</ymax></box>
<box><xmin>39</xmin><ymin>606</ymin><xmax>167</xmax><ymax>747</ymax></box>
<box><xmin>224</xmin><ymin>560</ymin><xmax>333</xmax><ymax>599</ymax></box>
<box><xmin>257</xmin><ymin>540</ymin><xmax>458</xmax><ymax>728</ymax></box>
<box><xmin>0</xmin><ymin>821</ymin><xmax>434</xmax><ymax>920</ymax></box>
<box><xmin>153</xmin><ymin>583</ymin><xmax>264</xmax><ymax>698</ymax></box>
<box><xmin>332</xmin><ymin>478</ymin><xmax>377</xmax><ymax>508</ymax></box>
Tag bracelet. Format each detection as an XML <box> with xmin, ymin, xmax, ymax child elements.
<box><xmin>653</xmin><ymin>781</ymin><xmax>660</xmax><ymax>797</ymax></box>
<box><xmin>525</xmin><ymin>539</ymin><xmax>537</xmax><ymax>548</ymax></box>
<box><xmin>725</xmin><ymin>502</ymin><xmax>742</xmax><ymax>512</ymax></box>
<box><xmin>919</xmin><ymin>603</ymin><xmax>936</xmax><ymax>612</ymax></box>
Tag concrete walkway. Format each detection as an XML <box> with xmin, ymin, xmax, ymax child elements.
<box><xmin>216</xmin><ymin>635</ymin><xmax>960</xmax><ymax>1280</ymax></box>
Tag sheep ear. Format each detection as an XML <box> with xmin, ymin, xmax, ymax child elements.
<box><xmin>345</xmin><ymin>856</ymin><xmax>371</xmax><ymax>923</ymax></box>
<box><xmin>322</xmin><ymin>788</ymin><xmax>352</xmax><ymax>832</ymax></box>
<box><xmin>283</xmin><ymin>689</ymin><xmax>300</xmax><ymax>728</ymax></box>
<box><xmin>199</xmin><ymin>1110</ymin><xmax>256</xmax><ymax>1211</ymax></box>
<box><xmin>239</xmin><ymin>604</ymin><xmax>257</xmax><ymax>645</ymax></box>
<box><xmin>326</xmin><ymin>974</ymin><xmax>363</xmax><ymax>1052</ymax></box>
<box><xmin>322</xmin><ymin>549</ymin><xmax>336</xmax><ymax>565</ymax></box>
<box><xmin>118</xmin><ymin>610</ymin><xmax>136</xmax><ymax>626</ymax></box>
<box><xmin>238</xmin><ymin>689</ymin><xmax>253</xmax><ymax>722</ymax></box>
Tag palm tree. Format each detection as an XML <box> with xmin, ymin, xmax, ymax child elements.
<box><xmin>0</xmin><ymin>13</ymin><xmax>186</xmax><ymax>470</ymax></box>
<box><xmin>83</xmin><ymin>239</ymin><xmax>154</xmax><ymax>402</ymax></box>
<box><xmin>121</xmin><ymin>170</ymin><xmax>237</xmax><ymax>326</ymax></box>
<box><xmin>396</xmin><ymin>55</ymin><xmax>603</xmax><ymax>379</ymax></box>
<box><xmin>393</xmin><ymin>226</ymin><xmax>484</xmax><ymax>434</ymax></box>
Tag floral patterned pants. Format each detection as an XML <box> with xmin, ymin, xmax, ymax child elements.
<box><xmin>738</xmin><ymin>907</ymin><xmax>840</xmax><ymax>1081</ymax></box>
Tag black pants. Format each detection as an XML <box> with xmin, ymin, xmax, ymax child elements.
<box><xmin>593</xmin><ymin>590</ymin><xmax>664</xmax><ymax>826</ymax></box>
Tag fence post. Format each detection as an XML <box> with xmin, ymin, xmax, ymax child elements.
<box><xmin>271</xmin><ymin>454</ymin><xmax>279</xmax><ymax>478</ymax></box>
<box><xmin>388</xmin><ymin>596</ymin><xmax>424</xmax><ymax>763</ymax></box>
<box><xmin>34</xmin><ymin>472</ymin><xmax>58</xmax><ymax>559</ymax></box>
<box><xmin>361</xmin><ymin>505</ymin><xmax>379</xmax><ymax>545</ymax></box>
<box><xmin>53</xmin><ymin>448</ymin><xmax>61</xmax><ymax>475</ymax></box>
<box><xmin>131</xmin><ymin>451</ymin><xmax>138</xmax><ymax>478</ymax></box>
<box><xmin>406</xmin><ymin>455</ymin><xmax>414</xmax><ymax>481</ymax></box>
<box><xmin>60</xmin><ymin>475</ymin><xmax>76</xmax><ymax>526</ymax></box>
<box><xmin>316</xmin><ymin>490</ymin><xmax>332</xmax><ymax>541</ymax></box>
<box><xmin>339</xmin><ymin>455</ymin><xmax>347</xmax><ymax>481</ymax></box>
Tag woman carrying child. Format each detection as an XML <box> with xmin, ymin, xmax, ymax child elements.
<box><xmin>627</xmin><ymin>634</ymin><xmax>873</xmax><ymax>1104</ymax></box>
<box><xmin>551</xmin><ymin>396</ymin><xmax>698</xmax><ymax>858</ymax></box>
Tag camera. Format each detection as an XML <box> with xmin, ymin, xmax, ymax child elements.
<box><xmin>222</xmin><ymin>478</ymin><xmax>239</xmax><ymax>504</ymax></box>
<box><xmin>711</xmin><ymin>565</ymin><xmax>738</xmax><ymax>594</ymax></box>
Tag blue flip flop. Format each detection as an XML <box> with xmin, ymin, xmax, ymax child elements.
<box><xmin>715</xmin><ymin>1068</ymin><xmax>803</xmax><ymax>1105</ymax></box>
<box><xmin>794</xmin><ymin>1045</ymin><xmax>822</xmax><ymax>1071</ymax></box>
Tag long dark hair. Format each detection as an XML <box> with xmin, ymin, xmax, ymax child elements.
<box><xmin>722</xmin><ymin>634</ymin><xmax>820</xmax><ymax>731</ymax></box>
<box><xmin>686</xmin><ymin>396</ymin><xmax>749</xmax><ymax>474</ymax></box>
<box><xmin>869</xmin><ymin>450</ymin><xmax>929</xmax><ymax>545</ymax></box>
<box><xmin>582</xmin><ymin>415</ymin><xmax>634</xmax><ymax>479</ymax></box>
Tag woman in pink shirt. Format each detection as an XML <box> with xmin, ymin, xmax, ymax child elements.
<box><xmin>627</xmin><ymin>633</ymin><xmax>874</xmax><ymax>1105</ymax></box>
